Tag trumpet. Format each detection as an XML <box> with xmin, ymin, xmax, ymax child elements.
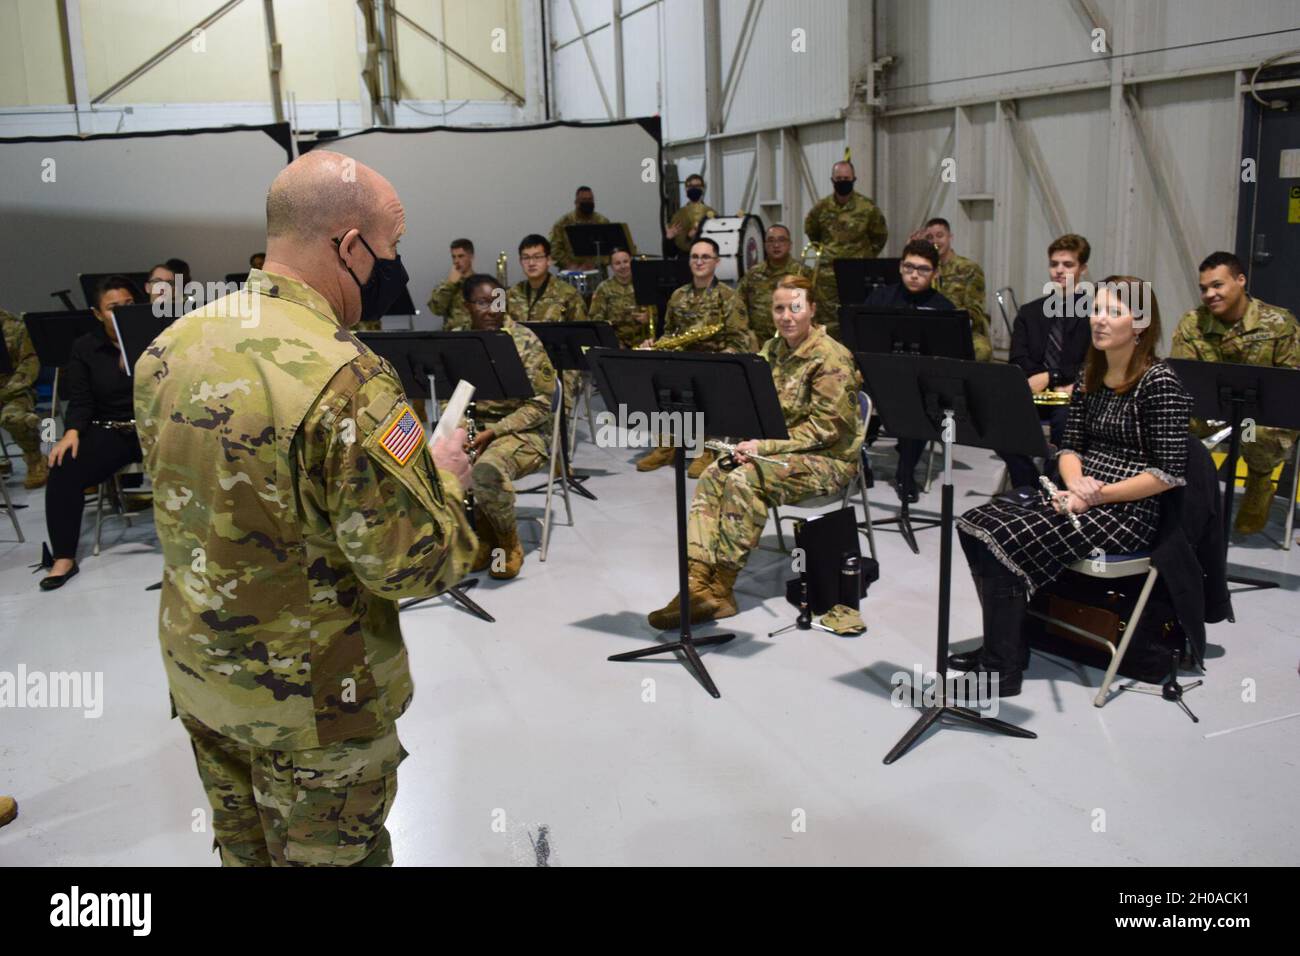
<box><xmin>1039</xmin><ymin>475</ymin><xmax>1083</xmax><ymax>533</ymax></box>
<box><xmin>1032</xmin><ymin>390</ymin><xmax>1072</xmax><ymax>406</ymax></box>
<box><xmin>706</xmin><ymin>439</ymin><xmax>788</xmax><ymax>469</ymax></box>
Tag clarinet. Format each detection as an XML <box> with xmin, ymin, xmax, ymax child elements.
<box><xmin>464</xmin><ymin>399</ymin><xmax>478</xmax><ymax>530</ymax></box>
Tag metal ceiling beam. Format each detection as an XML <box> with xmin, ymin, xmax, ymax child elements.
<box><xmin>612</xmin><ymin>0</ymin><xmax>625</xmax><ymax>119</ymax></box>
<box><xmin>392</xmin><ymin>6</ymin><xmax>525</xmax><ymax>106</ymax></box>
<box><xmin>1001</xmin><ymin>100</ymin><xmax>1070</xmax><ymax>238</ymax></box>
<box><xmin>59</xmin><ymin>0</ymin><xmax>91</xmax><ymax>134</ymax></box>
<box><xmin>263</xmin><ymin>0</ymin><xmax>283</xmax><ymax>124</ymax></box>
<box><xmin>719</xmin><ymin>0</ymin><xmax>762</xmax><ymax>130</ymax></box>
<box><xmin>90</xmin><ymin>0</ymin><xmax>245</xmax><ymax>105</ymax></box>
<box><xmin>566</xmin><ymin>0</ymin><xmax>613</xmax><ymax>119</ymax></box>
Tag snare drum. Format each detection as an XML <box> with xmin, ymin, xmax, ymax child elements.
<box><xmin>699</xmin><ymin>214</ymin><xmax>765</xmax><ymax>282</ymax></box>
<box><xmin>559</xmin><ymin>269</ymin><xmax>600</xmax><ymax>297</ymax></box>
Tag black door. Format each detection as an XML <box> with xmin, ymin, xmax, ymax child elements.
<box><xmin>1238</xmin><ymin>84</ymin><xmax>1300</xmax><ymax>313</ymax></box>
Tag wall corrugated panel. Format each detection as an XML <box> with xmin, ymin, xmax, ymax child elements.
<box><xmin>553</xmin><ymin>40</ymin><xmax>615</xmax><ymax>119</ymax></box>
<box><xmin>719</xmin><ymin>0</ymin><xmax>849</xmax><ymax>133</ymax></box>
<box><xmin>1098</xmin><ymin>0</ymin><xmax>1300</xmax><ymax>77</ymax></box>
<box><xmin>662</xmin><ymin>0</ymin><xmax>707</xmax><ymax>142</ymax></box>
<box><xmin>621</xmin><ymin>3</ymin><xmax>663</xmax><ymax>118</ymax></box>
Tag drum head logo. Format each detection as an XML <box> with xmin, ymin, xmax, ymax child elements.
<box><xmin>745</xmin><ymin>235</ymin><xmax>761</xmax><ymax>270</ymax></box>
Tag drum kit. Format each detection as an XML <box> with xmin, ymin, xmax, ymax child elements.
<box><xmin>558</xmin><ymin>269</ymin><xmax>601</xmax><ymax>298</ymax></box>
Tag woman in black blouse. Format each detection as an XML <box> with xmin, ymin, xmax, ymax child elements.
<box><xmin>40</xmin><ymin>276</ymin><xmax>144</xmax><ymax>590</ymax></box>
<box><xmin>952</xmin><ymin>276</ymin><xmax>1193</xmax><ymax>695</ymax></box>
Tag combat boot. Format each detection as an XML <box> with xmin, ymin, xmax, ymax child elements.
<box><xmin>470</xmin><ymin>512</ymin><xmax>497</xmax><ymax>573</ymax></box>
<box><xmin>489</xmin><ymin>520</ymin><xmax>524</xmax><ymax>579</ymax></box>
<box><xmin>706</xmin><ymin>565</ymin><xmax>740</xmax><ymax>620</ymax></box>
<box><xmin>0</xmin><ymin>795</ymin><xmax>16</xmax><ymax>828</ymax></box>
<box><xmin>647</xmin><ymin>559</ymin><xmax>716</xmax><ymax>630</ymax></box>
<box><xmin>1234</xmin><ymin>470</ymin><xmax>1275</xmax><ymax>536</ymax></box>
<box><xmin>686</xmin><ymin>448</ymin><xmax>715</xmax><ymax>479</ymax></box>
<box><xmin>23</xmin><ymin>452</ymin><xmax>48</xmax><ymax>489</ymax></box>
<box><xmin>636</xmin><ymin>445</ymin><xmax>675</xmax><ymax>472</ymax></box>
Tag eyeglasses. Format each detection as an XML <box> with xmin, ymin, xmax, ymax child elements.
<box><xmin>520</xmin><ymin>254</ymin><xmax>548</xmax><ymax>263</ymax></box>
<box><xmin>689</xmin><ymin>255</ymin><xmax>718</xmax><ymax>262</ymax></box>
<box><xmin>900</xmin><ymin>263</ymin><xmax>934</xmax><ymax>275</ymax></box>
<box><xmin>468</xmin><ymin>298</ymin><xmax>497</xmax><ymax>307</ymax></box>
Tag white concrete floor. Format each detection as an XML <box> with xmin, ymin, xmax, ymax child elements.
<box><xmin>1</xmin><ymin>423</ymin><xmax>1298</xmax><ymax>867</ymax></box>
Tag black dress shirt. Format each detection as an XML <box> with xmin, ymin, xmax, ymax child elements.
<box><xmin>62</xmin><ymin>325</ymin><xmax>134</xmax><ymax>433</ymax></box>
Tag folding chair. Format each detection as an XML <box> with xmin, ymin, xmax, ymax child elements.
<box><xmin>994</xmin><ymin>286</ymin><xmax>1019</xmax><ymax>340</ymax></box>
<box><xmin>771</xmin><ymin>391</ymin><xmax>878</xmax><ymax>560</ymax></box>
<box><xmin>521</xmin><ymin>378</ymin><xmax>573</xmax><ymax>562</ymax></box>
<box><xmin>93</xmin><ymin>461</ymin><xmax>150</xmax><ymax>556</ymax></box>
<box><xmin>0</xmin><ymin>470</ymin><xmax>22</xmax><ymax>542</ymax></box>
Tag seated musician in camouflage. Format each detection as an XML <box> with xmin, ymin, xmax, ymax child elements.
<box><xmin>134</xmin><ymin>151</ymin><xmax>476</xmax><ymax>866</ymax></box>
<box><xmin>459</xmin><ymin>274</ymin><xmax>557</xmax><ymax>579</ymax></box>
<box><xmin>0</xmin><ymin>307</ymin><xmax>47</xmax><ymax>488</ymax></box>
<box><xmin>508</xmin><ymin>233</ymin><xmax>588</xmax><ymax>423</ymax></box>
<box><xmin>587</xmin><ymin>247</ymin><xmax>655</xmax><ymax>348</ymax></box>
<box><xmin>426</xmin><ymin>237</ymin><xmax>475</xmax><ymax>332</ymax></box>
<box><xmin>735</xmin><ymin>224</ymin><xmax>813</xmax><ymax>341</ymax></box>
<box><xmin>648</xmin><ymin>275</ymin><xmax>863</xmax><ymax>629</ymax></box>
<box><xmin>1171</xmin><ymin>251</ymin><xmax>1300</xmax><ymax>536</ymax></box>
<box><xmin>634</xmin><ymin>237</ymin><xmax>755</xmax><ymax>476</ymax></box>
<box><xmin>922</xmin><ymin>217</ymin><xmax>992</xmax><ymax>361</ymax></box>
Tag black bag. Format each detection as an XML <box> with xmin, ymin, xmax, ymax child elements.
<box><xmin>782</xmin><ymin>507</ymin><xmax>878</xmax><ymax>614</ymax></box>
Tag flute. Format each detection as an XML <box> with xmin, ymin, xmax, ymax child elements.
<box><xmin>705</xmin><ymin>439</ymin><xmax>788</xmax><ymax>469</ymax></box>
<box><xmin>1039</xmin><ymin>475</ymin><xmax>1083</xmax><ymax>533</ymax></box>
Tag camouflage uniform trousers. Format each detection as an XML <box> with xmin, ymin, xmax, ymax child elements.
<box><xmin>180</xmin><ymin>709</ymin><xmax>406</xmax><ymax>867</ymax></box>
<box><xmin>0</xmin><ymin>393</ymin><xmax>42</xmax><ymax>455</ymax></box>
<box><xmin>1192</xmin><ymin>418</ymin><xmax>1296</xmax><ymax>476</ymax></box>
<box><xmin>687</xmin><ymin>453</ymin><xmax>858</xmax><ymax>569</ymax></box>
<box><xmin>473</xmin><ymin>431</ymin><xmax>549</xmax><ymax>532</ymax></box>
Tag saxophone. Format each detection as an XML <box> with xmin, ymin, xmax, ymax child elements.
<box><xmin>642</xmin><ymin>321</ymin><xmax>726</xmax><ymax>351</ymax></box>
<box><xmin>496</xmin><ymin>251</ymin><xmax>508</xmax><ymax>286</ymax></box>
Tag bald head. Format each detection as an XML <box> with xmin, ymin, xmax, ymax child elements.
<box><xmin>266</xmin><ymin>150</ymin><xmax>394</xmax><ymax>242</ymax></box>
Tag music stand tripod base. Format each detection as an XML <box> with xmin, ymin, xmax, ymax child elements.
<box><xmin>400</xmin><ymin>577</ymin><xmax>495</xmax><ymax>622</ymax></box>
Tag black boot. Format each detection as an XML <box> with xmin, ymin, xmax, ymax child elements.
<box><xmin>972</xmin><ymin>573</ymin><xmax>1028</xmax><ymax>697</ymax></box>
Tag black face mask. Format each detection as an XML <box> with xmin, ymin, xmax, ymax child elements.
<box><xmin>336</xmin><ymin>233</ymin><xmax>409</xmax><ymax>324</ymax></box>
<box><xmin>686</xmin><ymin>187</ymin><xmax>704</xmax><ymax>202</ymax></box>
<box><xmin>833</xmin><ymin>179</ymin><xmax>855</xmax><ymax>197</ymax></box>
<box><xmin>577</xmin><ymin>200</ymin><xmax>595</xmax><ymax>215</ymax></box>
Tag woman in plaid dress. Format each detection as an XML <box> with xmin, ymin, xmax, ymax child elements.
<box><xmin>953</xmin><ymin>276</ymin><xmax>1193</xmax><ymax>695</ymax></box>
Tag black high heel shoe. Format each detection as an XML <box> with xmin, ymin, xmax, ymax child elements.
<box><xmin>39</xmin><ymin>563</ymin><xmax>79</xmax><ymax>591</ymax></box>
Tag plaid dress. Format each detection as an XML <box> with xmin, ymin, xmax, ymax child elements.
<box><xmin>956</xmin><ymin>361</ymin><xmax>1193</xmax><ymax>594</ymax></box>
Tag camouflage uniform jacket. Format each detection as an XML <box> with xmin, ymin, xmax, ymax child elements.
<box><xmin>755</xmin><ymin>325</ymin><xmax>863</xmax><ymax>462</ymax></box>
<box><xmin>660</xmin><ymin>280</ymin><xmax>752</xmax><ymax>353</ymax></box>
<box><xmin>0</xmin><ymin>309</ymin><xmax>39</xmax><ymax>404</ymax></box>
<box><xmin>803</xmin><ymin>192</ymin><xmax>888</xmax><ymax>260</ymax></box>
<box><xmin>735</xmin><ymin>258</ymin><xmax>813</xmax><ymax>340</ymax></box>
<box><xmin>507</xmin><ymin>274</ymin><xmax>588</xmax><ymax>324</ymax></box>
<box><xmin>1171</xmin><ymin>297</ymin><xmax>1300</xmax><ymax>369</ymax></box>
<box><xmin>427</xmin><ymin>277</ymin><xmax>472</xmax><ymax>332</ymax></box>
<box><xmin>934</xmin><ymin>252</ymin><xmax>992</xmax><ymax>361</ymax></box>
<box><xmin>134</xmin><ymin>269</ymin><xmax>476</xmax><ymax>751</ymax></box>
<box><xmin>588</xmin><ymin>276</ymin><xmax>655</xmax><ymax>348</ymax></box>
<box><xmin>472</xmin><ymin>317</ymin><xmax>556</xmax><ymax>438</ymax></box>
<box><xmin>668</xmin><ymin>201</ymin><xmax>719</xmax><ymax>254</ymax></box>
<box><xmin>549</xmin><ymin>210</ymin><xmax>630</xmax><ymax>269</ymax></box>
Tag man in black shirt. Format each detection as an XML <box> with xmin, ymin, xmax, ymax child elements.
<box><xmin>40</xmin><ymin>275</ymin><xmax>143</xmax><ymax>590</ymax></box>
<box><xmin>866</xmin><ymin>239</ymin><xmax>955</xmax><ymax>502</ymax></box>
<box><xmin>1000</xmin><ymin>233</ymin><xmax>1094</xmax><ymax>487</ymax></box>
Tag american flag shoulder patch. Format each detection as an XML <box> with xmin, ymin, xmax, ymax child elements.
<box><xmin>377</xmin><ymin>404</ymin><xmax>424</xmax><ymax>466</ymax></box>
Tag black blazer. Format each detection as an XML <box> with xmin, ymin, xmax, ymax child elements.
<box><xmin>1009</xmin><ymin>293</ymin><xmax>1092</xmax><ymax>388</ymax></box>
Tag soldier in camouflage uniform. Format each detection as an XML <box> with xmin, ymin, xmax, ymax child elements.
<box><xmin>635</xmin><ymin>238</ymin><xmax>755</xmax><ymax>476</ymax></box>
<box><xmin>735</xmin><ymin>224</ymin><xmax>813</xmax><ymax>341</ymax></box>
<box><xmin>587</xmin><ymin>247</ymin><xmax>655</xmax><ymax>348</ymax></box>
<box><xmin>0</xmin><ymin>308</ymin><xmax>47</xmax><ymax>488</ymax></box>
<box><xmin>648</xmin><ymin>275</ymin><xmax>862</xmax><ymax>629</ymax></box>
<box><xmin>458</xmin><ymin>274</ymin><xmax>556</xmax><ymax>579</ymax></box>
<box><xmin>924</xmin><ymin>218</ymin><xmax>992</xmax><ymax>361</ymax></box>
<box><xmin>426</xmin><ymin>238</ymin><xmax>475</xmax><ymax>332</ymax></box>
<box><xmin>549</xmin><ymin>186</ymin><xmax>633</xmax><ymax>270</ymax></box>
<box><xmin>665</xmin><ymin>173</ymin><xmax>718</xmax><ymax>256</ymax></box>
<box><xmin>509</xmin><ymin>234</ymin><xmax>588</xmax><ymax>423</ymax></box>
<box><xmin>1171</xmin><ymin>251</ymin><xmax>1300</xmax><ymax>535</ymax></box>
<box><xmin>134</xmin><ymin>151</ymin><xmax>476</xmax><ymax>866</ymax></box>
<box><xmin>803</xmin><ymin>161</ymin><xmax>888</xmax><ymax>340</ymax></box>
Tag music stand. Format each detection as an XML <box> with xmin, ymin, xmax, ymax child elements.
<box><xmin>77</xmin><ymin>272</ymin><xmax>150</xmax><ymax>309</ymax></box>
<box><xmin>859</xmin><ymin>353</ymin><xmax>1044</xmax><ymax>763</ymax></box>
<box><xmin>587</xmin><ymin>348</ymin><xmax>788</xmax><ymax>698</ymax></box>
<box><xmin>833</xmin><ymin>258</ymin><xmax>901</xmax><ymax>307</ymax></box>
<box><xmin>846</xmin><ymin>307</ymin><xmax>976</xmax><ymax>552</ymax></box>
<box><xmin>383</xmin><ymin>287</ymin><xmax>420</xmax><ymax>329</ymax></box>
<box><xmin>358</xmin><ymin>330</ymin><xmax>534</xmax><ymax>623</ymax></box>
<box><xmin>1168</xmin><ymin>358</ymin><xmax>1300</xmax><ymax>595</ymax></box>
<box><xmin>109</xmin><ymin>304</ymin><xmax>174</xmax><ymax>375</ymax></box>
<box><xmin>225</xmin><ymin>272</ymin><xmax>250</xmax><ymax>288</ymax></box>
<box><xmin>520</xmin><ymin>320</ymin><xmax>620</xmax><ymax>502</ymax></box>
<box><xmin>21</xmin><ymin>310</ymin><xmax>102</xmax><ymax>423</ymax></box>
<box><xmin>565</xmin><ymin>222</ymin><xmax>632</xmax><ymax>277</ymax></box>
<box><xmin>631</xmin><ymin>258</ymin><xmax>691</xmax><ymax>339</ymax></box>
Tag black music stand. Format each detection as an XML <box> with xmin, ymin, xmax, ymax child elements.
<box><xmin>358</xmin><ymin>330</ymin><xmax>534</xmax><ymax>623</ymax></box>
<box><xmin>631</xmin><ymin>258</ymin><xmax>691</xmax><ymax>339</ymax></box>
<box><xmin>383</xmin><ymin>287</ymin><xmax>420</xmax><ymax>328</ymax></box>
<box><xmin>50</xmin><ymin>290</ymin><xmax>78</xmax><ymax>310</ymax></box>
<box><xmin>520</xmin><ymin>320</ymin><xmax>620</xmax><ymax>502</ymax></box>
<box><xmin>225</xmin><ymin>272</ymin><xmax>250</xmax><ymax>288</ymax></box>
<box><xmin>77</xmin><ymin>272</ymin><xmax>150</xmax><ymax>309</ymax></box>
<box><xmin>22</xmin><ymin>310</ymin><xmax>102</xmax><ymax>421</ymax></box>
<box><xmin>109</xmin><ymin>304</ymin><xmax>174</xmax><ymax>375</ymax></box>
<box><xmin>846</xmin><ymin>306</ymin><xmax>975</xmax><ymax>552</ymax></box>
<box><xmin>1168</xmin><ymin>358</ymin><xmax>1300</xmax><ymax>595</ymax></box>
<box><xmin>859</xmin><ymin>353</ymin><xmax>1044</xmax><ymax>763</ymax></box>
<box><xmin>833</xmin><ymin>258</ymin><xmax>901</xmax><ymax>307</ymax></box>
<box><xmin>565</xmin><ymin>222</ymin><xmax>632</xmax><ymax>277</ymax></box>
<box><xmin>587</xmin><ymin>348</ymin><xmax>788</xmax><ymax>698</ymax></box>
